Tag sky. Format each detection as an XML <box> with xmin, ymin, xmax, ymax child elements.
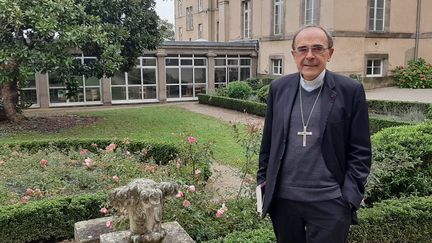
<box><xmin>155</xmin><ymin>0</ymin><xmax>175</xmax><ymax>24</ymax></box>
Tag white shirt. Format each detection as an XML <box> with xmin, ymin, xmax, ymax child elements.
<box><xmin>300</xmin><ymin>70</ymin><xmax>326</xmax><ymax>92</ymax></box>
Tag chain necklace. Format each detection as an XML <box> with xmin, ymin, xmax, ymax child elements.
<box><xmin>297</xmin><ymin>83</ymin><xmax>324</xmax><ymax>147</ymax></box>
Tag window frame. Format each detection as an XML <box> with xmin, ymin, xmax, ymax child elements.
<box><xmin>198</xmin><ymin>23</ymin><xmax>203</xmax><ymax>39</ymax></box>
<box><xmin>272</xmin><ymin>58</ymin><xmax>283</xmax><ymax>75</ymax></box>
<box><xmin>273</xmin><ymin>0</ymin><xmax>284</xmax><ymax>35</ymax></box>
<box><xmin>366</xmin><ymin>58</ymin><xmax>383</xmax><ymax>77</ymax></box>
<box><xmin>243</xmin><ymin>0</ymin><xmax>251</xmax><ymax>39</ymax></box>
<box><xmin>178</xmin><ymin>0</ymin><xmax>183</xmax><ymax>17</ymax></box>
<box><xmin>186</xmin><ymin>6</ymin><xmax>194</xmax><ymax>31</ymax></box>
<box><xmin>304</xmin><ymin>0</ymin><xmax>320</xmax><ymax>25</ymax></box>
<box><xmin>368</xmin><ymin>0</ymin><xmax>385</xmax><ymax>32</ymax></box>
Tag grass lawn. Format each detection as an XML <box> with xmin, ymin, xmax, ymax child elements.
<box><xmin>3</xmin><ymin>105</ymin><xmax>246</xmax><ymax>168</ymax></box>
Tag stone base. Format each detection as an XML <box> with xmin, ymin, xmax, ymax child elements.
<box><xmin>75</xmin><ymin>217</ymin><xmax>194</xmax><ymax>243</ymax></box>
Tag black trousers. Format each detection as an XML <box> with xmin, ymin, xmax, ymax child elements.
<box><xmin>269</xmin><ymin>197</ymin><xmax>352</xmax><ymax>243</ymax></box>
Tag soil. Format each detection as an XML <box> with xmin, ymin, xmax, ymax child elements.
<box><xmin>0</xmin><ymin>115</ymin><xmax>99</xmax><ymax>136</ymax></box>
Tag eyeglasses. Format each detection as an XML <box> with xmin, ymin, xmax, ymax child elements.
<box><xmin>293</xmin><ymin>45</ymin><xmax>330</xmax><ymax>55</ymax></box>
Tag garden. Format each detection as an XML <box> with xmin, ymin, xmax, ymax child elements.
<box><xmin>1</xmin><ymin>59</ymin><xmax>432</xmax><ymax>242</ymax></box>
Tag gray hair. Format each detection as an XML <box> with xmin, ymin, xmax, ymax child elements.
<box><xmin>291</xmin><ymin>25</ymin><xmax>334</xmax><ymax>50</ymax></box>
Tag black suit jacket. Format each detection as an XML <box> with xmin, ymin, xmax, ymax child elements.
<box><xmin>257</xmin><ymin>70</ymin><xmax>372</xmax><ymax>220</ymax></box>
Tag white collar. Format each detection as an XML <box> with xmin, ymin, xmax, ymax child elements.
<box><xmin>300</xmin><ymin>70</ymin><xmax>326</xmax><ymax>92</ymax></box>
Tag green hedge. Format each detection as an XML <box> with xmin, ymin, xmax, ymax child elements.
<box><xmin>367</xmin><ymin>122</ymin><xmax>432</xmax><ymax>203</ymax></box>
<box><xmin>349</xmin><ymin>196</ymin><xmax>432</xmax><ymax>243</ymax></box>
<box><xmin>198</xmin><ymin>94</ymin><xmax>267</xmax><ymax>117</ymax></box>
<box><xmin>1</xmin><ymin>139</ymin><xmax>179</xmax><ymax>165</ymax></box>
<box><xmin>0</xmin><ymin>193</ymin><xmax>106</xmax><ymax>243</ymax></box>
<box><xmin>369</xmin><ymin>116</ymin><xmax>412</xmax><ymax>134</ymax></box>
<box><xmin>368</xmin><ymin>99</ymin><xmax>432</xmax><ymax>119</ymax></box>
<box><xmin>204</xmin><ymin>196</ymin><xmax>432</xmax><ymax>243</ymax></box>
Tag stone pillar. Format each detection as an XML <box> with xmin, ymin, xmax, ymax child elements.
<box><xmin>36</xmin><ymin>73</ymin><xmax>49</xmax><ymax>108</ymax></box>
<box><xmin>101</xmin><ymin>76</ymin><xmax>112</xmax><ymax>106</ymax></box>
<box><xmin>251</xmin><ymin>51</ymin><xmax>259</xmax><ymax>78</ymax></box>
<box><xmin>206</xmin><ymin>51</ymin><xmax>217</xmax><ymax>93</ymax></box>
<box><xmin>156</xmin><ymin>50</ymin><xmax>167</xmax><ymax>103</ymax></box>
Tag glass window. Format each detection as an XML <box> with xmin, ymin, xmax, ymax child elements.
<box><xmin>215</xmin><ymin>59</ymin><xmax>226</xmax><ymax>66</ymax></box>
<box><xmin>274</xmin><ymin>0</ymin><xmax>283</xmax><ymax>35</ymax></box>
<box><xmin>166</xmin><ymin>58</ymin><xmax>179</xmax><ymax>66</ymax></box>
<box><xmin>127</xmin><ymin>68</ymin><xmax>141</xmax><ymax>85</ymax></box>
<box><xmin>178</xmin><ymin>0</ymin><xmax>183</xmax><ymax>16</ymax></box>
<box><xmin>143</xmin><ymin>86</ymin><xmax>157</xmax><ymax>99</ymax></box>
<box><xmin>228</xmin><ymin>67</ymin><xmax>239</xmax><ymax>82</ymax></box>
<box><xmin>166</xmin><ymin>68</ymin><xmax>180</xmax><ymax>84</ymax></box>
<box><xmin>112</xmin><ymin>87</ymin><xmax>127</xmax><ymax>100</ymax></box>
<box><xmin>167</xmin><ymin>85</ymin><xmax>180</xmax><ymax>98</ymax></box>
<box><xmin>142</xmin><ymin>58</ymin><xmax>156</xmax><ymax>66</ymax></box>
<box><xmin>243</xmin><ymin>1</ymin><xmax>251</xmax><ymax>39</ymax></box>
<box><xmin>186</xmin><ymin>6</ymin><xmax>194</xmax><ymax>30</ymax></box>
<box><xmin>111</xmin><ymin>72</ymin><xmax>126</xmax><ymax>85</ymax></box>
<box><xmin>181</xmin><ymin>85</ymin><xmax>194</xmax><ymax>97</ymax></box>
<box><xmin>369</xmin><ymin>0</ymin><xmax>385</xmax><ymax>31</ymax></box>
<box><xmin>304</xmin><ymin>0</ymin><xmax>320</xmax><ymax>25</ymax></box>
<box><xmin>240</xmin><ymin>67</ymin><xmax>251</xmax><ymax>81</ymax></box>
<box><xmin>366</xmin><ymin>59</ymin><xmax>383</xmax><ymax>77</ymax></box>
<box><xmin>215</xmin><ymin>68</ymin><xmax>227</xmax><ymax>84</ymax></box>
<box><xmin>181</xmin><ymin>68</ymin><xmax>193</xmax><ymax>84</ymax></box>
<box><xmin>142</xmin><ymin>69</ymin><xmax>156</xmax><ymax>84</ymax></box>
<box><xmin>195</xmin><ymin>68</ymin><xmax>206</xmax><ymax>83</ymax></box>
<box><xmin>272</xmin><ymin>59</ymin><xmax>283</xmax><ymax>75</ymax></box>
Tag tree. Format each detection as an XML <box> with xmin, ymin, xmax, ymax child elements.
<box><xmin>0</xmin><ymin>0</ymin><xmax>163</xmax><ymax>122</ymax></box>
<box><xmin>159</xmin><ymin>19</ymin><xmax>175</xmax><ymax>41</ymax></box>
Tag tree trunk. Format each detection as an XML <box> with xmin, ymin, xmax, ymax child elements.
<box><xmin>0</xmin><ymin>82</ymin><xmax>26</xmax><ymax>123</ymax></box>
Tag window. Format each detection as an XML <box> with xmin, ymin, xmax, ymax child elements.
<box><xmin>304</xmin><ymin>0</ymin><xmax>320</xmax><ymax>25</ymax></box>
<box><xmin>216</xmin><ymin>21</ymin><xmax>220</xmax><ymax>42</ymax></box>
<box><xmin>198</xmin><ymin>0</ymin><xmax>203</xmax><ymax>12</ymax></box>
<box><xmin>178</xmin><ymin>27</ymin><xmax>183</xmax><ymax>40</ymax></box>
<box><xmin>111</xmin><ymin>57</ymin><xmax>158</xmax><ymax>102</ymax></box>
<box><xmin>186</xmin><ymin>7</ymin><xmax>194</xmax><ymax>30</ymax></box>
<box><xmin>369</xmin><ymin>0</ymin><xmax>385</xmax><ymax>31</ymax></box>
<box><xmin>19</xmin><ymin>74</ymin><xmax>38</xmax><ymax>107</ymax></box>
<box><xmin>198</xmin><ymin>24</ymin><xmax>203</xmax><ymax>39</ymax></box>
<box><xmin>366</xmin><ymin>59</ymin><xmax>383</xmax><ymax>77</ymax></box>
<box><xmin>49</xmin><ymin>54</ymin><xmax>101</xmax><ymax>105</ymax></box>
<box><xmin>243</xmin><ymin>1</ymin><xmax>251</xmax><ymax>39</ymax></box>
<box><xmin>272</xmin><ymin>59</ymin><xmax>283</xmax><ymax>75</ymax></box>
<box><xmin>274</xmin><ymin>0</ymin><xmax>283</xmax><ymax>35</ymax></box>
<box><xmin>215</xmin><ymin>55</ymin><xmax>252</xmax><ymax>88</ymax></box>
<box><xmin>165</xmin><ymin>54</ymin><xmax>207</xmax><ymax>100</ymax></box>
<box><xmin>178</xmin><ymin>0</ymin><xmax>183</xmax><ymax>17</ymax></box>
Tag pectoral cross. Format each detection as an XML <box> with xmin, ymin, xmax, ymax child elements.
<box><xmin>297</xmin><ymin>126</ymin><xmax>312</xmax><ymax>147</ymax></box>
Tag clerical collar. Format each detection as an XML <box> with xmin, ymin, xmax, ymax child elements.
<box><xmin>300</xmin><ymin>70</ymin><xmax>326</xmax><ymax>92</ymax></box>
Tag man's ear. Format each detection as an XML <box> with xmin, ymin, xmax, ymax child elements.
<box><xmin>327</xmin><ymin>48</ymin><xmax>335</xmax><ymax>62</ymax></box>
<box><xmin>291</xmin><ymin>50</ymin><xmax>296</xmax><ymax>57</ymax></box>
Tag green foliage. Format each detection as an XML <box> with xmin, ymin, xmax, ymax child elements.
<box><xmin>1</xmin><ymin>138</ymin><xmax>178</xmax><ymax>165</ymax></box>
<box><xmin>0</xmin><ymin>193</ymin><xmax>106</xmax><ymax>243</ymax></box>
<box><xmin>0</xmin><ymin>0</ymin><xmax>163</xmax><ymax>120</ymax></box>
<box><xmin>226</xmin><ymin>81</ymin><xmax>253</xmax><ymax>100</ymax></box>
<box><xmin>349</xmin><ymin>196</ymin><xmax>432</xmax><ymax>243</ymax></box>
<box><xmin>368</xmin><ymin>99</ymin><xmax>430</xmax><ymax>121</ymax></box>
<box><xmin>257</xmin><ymin>84</ymin><xmax>270</xmax><ymax>104</ymax></box>
<box><xmin>393</xmin><ymin>58</ymin><xmax>432</xmax><ymax>88</ymax></box>
<box><xmin>205</xmin><ymin>227</ymin><xmax>275</xmax><ymax>243</ymax></box>
<box><xmin>198</xmin><ymin>94</ymin><xmax>267</xmax><ymax>117</ymax></box>
<box><xmin>366</xmin><ymin>122</ymin><xmax>432</xmax><ymax>203</ymax></box>
<box><xmin>164</xmin><ymin>194</ymin><xmax>268</xmax><ymax>242</ymax></box>
<box><xmin>244</xmin><ymin>77</ymin><xmax>273</xmax><ymax>91</ymax></box>
<box><xmin>369</xmin><ymin>116</ymin><xmax>412</xmax><ymax>134</ymax></box>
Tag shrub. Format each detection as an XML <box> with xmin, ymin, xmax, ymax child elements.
<box><xmin>349</xmin><ymin>196</ymin><xmax>432</xmax><ymax>243</ymax></box>
<box><xmin>227</xmin><ymin>81</ymin><xmax>252</xmax><ymax>100</ymax></box>
<box><xmin>367</xmin><ymin>99</ymin><xmax>430</xmax><ymax>121</ymax></box>
<box><xmin>393</xmin><ymin>58</ymin><xmax>432</xmax><ymax>88</ymax></box>
<box><xmin>0</xmin><ymin>193</ymin><xmax>106</xmax><ymax>243</ymax></box>
<box><xmin>198</xmin><ymin>94</ymin><xmax>267</xmax><ymax>117</ymax></box>
<box><xmin>366</xmin><ymin>122</ymin><xmax>432</xmax><ymax>203</ymax></box>
<box><xmin>244</xmin><ymin>77</ymin><xmax>274</xmax><ymax>91</ymax></box>
<box><xmin>205</xmin><ymin>227</ymin><xmax>275</xmax><ymax>243</ymax></box>
<box><xmin>257</xmin><ymin>84</ymin><xmax>270</xmax><ymax>104</ymax></box>
<box><xmin>369</xmin><ymin>116</ymin><xmax>412</xmax><ymax>134</ymax></box>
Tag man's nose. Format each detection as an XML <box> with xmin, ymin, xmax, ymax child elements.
<box><xmin>305</xmin><ymin>49</ymin><xmax>315</xmax><ymax>58</ymax></box>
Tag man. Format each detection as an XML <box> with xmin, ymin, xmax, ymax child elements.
<box><xmin>257</xmin><ymin>25</ymin><xmax>372</xmax><ymax>243</ymax></box>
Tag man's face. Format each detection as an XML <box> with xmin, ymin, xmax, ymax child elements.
<box><xmin>291</xmin><ymin>27</ymin><xmax>334</xmax><ymax>81</ymax></box>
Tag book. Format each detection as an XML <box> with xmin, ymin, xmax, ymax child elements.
<box><xmin>256</xmin><ymin>184</ymin><xmax>263</xmax><ymax>217</ymax></box>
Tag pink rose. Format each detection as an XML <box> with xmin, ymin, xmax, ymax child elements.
<box><xmin>124</xmin><ymin>137</ymin><xmax>130</xmax><ymax>145</ymax></box>
<box><xmin>176</xmin><ymin>191</ymin><xmax>184</xmax><ymax>198</ymax></box>
<box><xmin>215</xmin><ymin>209</ymin><xmax>224</xmax><ymax>218</ymax></box>
<box><xmin>187</xmin><ymin>136</ymin><xmax>197</xmax><ymax>144</ymax></box>
<box><xmin>105</xmin><ymin>143</ymin><xmax>117</xmax><ymax>152</ymax></box>
<box><xmin>39</xmin><ymin>159</ymin><xmax>48</xmax><ymax>168</ymax></box>
<box><xmin>194</xmin><ymin>169</ymin><xmax>201</xmax><ymax>179</ymax></box>
<box><xmin>25</xmin><ymin>188</ymin><xmax>34</xmax><ymax>196</ymax></box>
<box><xmin>187</xmin><ymin>185</ymin><xmax>196</xmax><ymax>193</ymax></box>
<box><xmin>80</xmin><ymin>149</ymin><xmax>89</xmax><ymax>156</ymax></box>
<box><xmin>106</xmin><ymin>220</ymin><xmax>113</xmax><ymax>228</ymax></box>
<box><xmin>21</xmin><ymin>196</ymin><xmax>30</xmax><ymax>204</ymax></box>
<box><xmin>175</xmin><ymin>158</ymin><xmax>182</xmax><ymax>169</ymax></box>
<box><xmin>0</xmin><ymin>160</ymin><xmax>4</xmax><ymax>166</ymax></box>
<box><xmin>100</xmin><ymin>207</ymin><xmax>109</xmax><ymax>215</ymax></box>
<box><xmin>112</xmin><ymin>175</ymin><xmax>120</xmax><ymax>183</ymax></box>
<box><xmin>182</xmin><ymin>200</ymin><xmax>191</xmax><ymax>207</ymax></box>
<box><xmin>34</xmin><ymin>188</ymin><xmax>43</xmax><ymax>198</ymax></box>
<box><xmin>91</xmin><ymin>143</ymin><xmax>98</xmax><ymax>148</ymax></box>
<box><xmin>84</xmin><ymin>158</ymin><xmax>93</xmax><ymax>169</ymax></box>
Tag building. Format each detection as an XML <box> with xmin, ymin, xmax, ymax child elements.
<box><xmin>22</xmin><ymin>41</ymin><xmax>258</xmax><ymax>108</ymax></box>
<box><xmin>175</xmin><ymin>0</ymin><xmax>432</xmax><ymax>87</ymax></box>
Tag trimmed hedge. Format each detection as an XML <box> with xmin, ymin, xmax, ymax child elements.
<box><xmin>368</xmin><ymin>99</ymin><xmax>432</xmax><ymax>119</ymax></box>
<box><xmin>204</xmin><ymin>196</ymin><xmax>432</xmax><ymax>243</ymax></box>
<box><xmin>349</xmin><ymin>196</ymin><xmax>432</xmax><ymax>243</ymax></box>
<box><xmin>198</xmin><ymin>94</ymin><xmax>267</xmax><ymax>117</ymax></box>
<box><xmin>369</xmin><ymin>116</ymin><xmax>412</xmax><ymax>134</ymax></box>
<box><xmin>367</xmin><ymin>122</ymin><xmax>432</xmax><ymax>203</ymax></box>
<box><xmin>1</xmin><ymin>139</ymin><xmax>179</xmax><ymax>165</ymax></box>
<box><xmin>0</xmin><ymin>193</ymin><xmax>106</xmax><ymax>243</ymax></box>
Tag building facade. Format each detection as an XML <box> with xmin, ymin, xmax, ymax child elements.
<box><xmin>23</xmin><ymin>41</ymin><xmax>258</xmax><ymax>108</ymax></box>
<box><xmin>175</xmin><ymin>0</ymin><xmax>432</xmax><ymax>87</ymax></box>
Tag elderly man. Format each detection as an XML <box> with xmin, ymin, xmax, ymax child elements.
<box><xmin>257</xmin><ymin>25</ymin><xmax>372</xmax><ymax>243</ymax></box>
